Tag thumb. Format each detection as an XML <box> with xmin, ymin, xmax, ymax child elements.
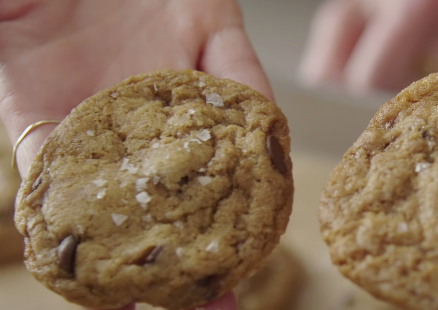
<box><xmin>200</xmin><ymin>25</ymin><xmax>275</xmax><ymax>103</ymax></box>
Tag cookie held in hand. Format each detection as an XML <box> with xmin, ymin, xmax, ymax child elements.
<box><xmin>15</xmin><ymin>69</ymin><xmax>293</xmax><ymax>309</ymax></box>
<box><xmin>320</xmin><ymin>73</ymin><xmax>438</xmax><ymax>310</ymax></box>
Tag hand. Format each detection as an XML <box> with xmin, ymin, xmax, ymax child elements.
<box><xmin>0</xmin><ymin>0</ymin><xmax>273</xmax><ymax>176</ymax></box>
<box><xmin>299</xmin><ymin>0</ymin><xmax>438</xmax><ymax>93</ymax></box>
<box><xmin>0</xmin><ymin>0</ymin><xmax>272</xmax><ymax>309</ymax></box>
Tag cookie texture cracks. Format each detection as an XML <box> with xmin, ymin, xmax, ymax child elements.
<box><xmin>320</xmin><ymin>73</ymin><xmax>438</xmax><ymax>310</ymax></box>
<box><xmin>15</xmin><ymin>69</ymin><xmax>293</xmax><ymax>310</ymax></box>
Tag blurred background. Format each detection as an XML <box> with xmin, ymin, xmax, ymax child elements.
<box><xmin>0</xmin><ymin>0</ymin><xmax>412</xmax><ymax>309</ymax></box>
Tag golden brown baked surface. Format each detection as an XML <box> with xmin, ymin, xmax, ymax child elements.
<box><xmin>15</xmin><ymin>69</ymin><xmax>293</xmax><ymax>309</ymax></box>
<box><xmin>320</xmin><ymin>73</ymin><xmax>438</xmax><ymax>310</ymax></box>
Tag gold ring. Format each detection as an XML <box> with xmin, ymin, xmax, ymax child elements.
<box><xmin>12</xmin><ymin>120</ymin><xmax>61</xmax><ymax>170</ymax></box>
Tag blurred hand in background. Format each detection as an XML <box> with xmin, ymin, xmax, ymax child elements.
<box><xmin>299</xmin><ymin>0</ymin><xmax>438</xmax><ymax>94</ymax></box>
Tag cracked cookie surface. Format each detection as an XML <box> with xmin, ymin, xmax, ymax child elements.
<box><xmin>15</xmin><ymin>69</ymin><xmax>293</xmax><ymax>309</ymax></box>
<box><xmin>320</xmin><ymin>73</ymin><xmax>438</xmax><ymax>310</ymax></box>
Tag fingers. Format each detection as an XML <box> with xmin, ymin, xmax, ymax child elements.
<box><xmin>199</xmin><ymin>24</ymin><xmax>275</xmax><ymax>103</ymax></box>
<box><xmin>344</xmin><ymin>0</ymin><xmax>438</xmax><ymax>92</ymax></box>
<box><xmin>299</xmin><ymin>0</ymin><xmax>365</xmax><ymax>86</ymax></box>
<box><xmin>300</xmin><ymin>0</ymin><xmax>438</xmax><ymax>93</ymax></box>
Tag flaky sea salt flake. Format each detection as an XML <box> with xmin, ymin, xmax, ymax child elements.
<box><xmin>397</xmin><ymin>222</ymin><xmax>408</xmax><ymax>233</ymax></box>
<box><xmin>173</xmin><ymin>221</ymin><xmax>184</xmax><ymax>229</ymax></box>
<box><xmin>198</xmin><ymin>176</ymin><xmax>212</xmax><ymax>186</ymax></box>
<box><xmin>77</xmin><ymin>225</ymin><xmax>84</xmax><ymax>234</ymax></box>
<box><xmin>206</xmin><ymin>93</ymin><xmax>224</xmax><ymax>107</ymax></box>
<box><xmin>196</xmin><ymin>129</ymin><xmax>211</xmax><ymax>141</ymax></box>
<box><xmin>151</xmin><ymin>142</ymin><xmax>160</xmax><ymax>148</ymax></box>
<box><xmin>188</xmin><ymin>109</ymin><xmax>195</xmax><ymax>114</ymax></box>
<box><xmin>190</xmin><ymin>138</ymin><xmax>202</xmax><ymax>144</ymax></box>
<box><xmin>136</xmin><ymin>191</ymin><xmax>151</xmax><ymax>209</ymax></box>
<box><xmin>86</xmin><ymin>130</ymin><xmax>95</xmax><ymax>136</ymax></box>
<box><xmin>198</xmin><ymin>168</ymin><xmax>206</xmax><ymax>172</ymax></box>
<box><xmin>153</xmin><ymin>176</ymin><xmax>160</xmax><ymax>185</ymax></box>
<box><xmin>96</xmin><ymin>189</ymin><xmax>106</xmax><ymax>199</ymax></box>
<box><xmin>142</xmin><ymin>214</ymin><xmax>152</xmax><ymax>223</ymax></box>
<box><xmin>206</xmin><ymin>240</ymin><xmax>219</xmax><ymax>253</ymax></box>
<box><xmin>176</xmin><ymin>247</ymin><xmax>184</xmax><ymax>257</ymax></box>
<box><xmin>93</xmin><ymin>178</ymin><xmax>107</xmax><ymax>187</ymax></box>
<box><xmin>135</xmin><ymin>178</ymin><xmax>149</xmax><ymax>191</ymax></box>
<box><xmin>111</xmin><ymin>213</ymin><xmax>128</xmax><ymax>226</ymax></box>
<box><xmin>415</xmin><ymin>162</ymin><xmax>430</xmax><ymax>173</ymax></box>
<box><xmin>121</xmin><ymin>157</ymin><xmax>138</xmax><ymax>174</ymax></box>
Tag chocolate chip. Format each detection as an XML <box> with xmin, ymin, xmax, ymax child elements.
<box><xmin>131</xmin><ymin>245</ymin><xmax>163</xmax><ymax>265</ymax></box>
<box><xmin>178</xmin><ymin>176</ymin><xmax>189</xmax><ymax>186</ymax></box>
<box><xmin>196</xmin><ymin>275</ymin><xmax>220</xmax><ymax>301</ymax></box>
<box><xmin>145</xmin><ymin>245</ymin><xmax>163</xmax><ymax>263</ymax></box>
<box><xmin>57</xmin><ymin>235</ymin><xmax>79</xmax><ymax>273</ymax></box>
<box><xmin>31</xmin><ymin>175</ymin><xmax>43</xmax><ymax>191</ymax></box>
<box><xmin>266</xmin><ymin>135</ymin><xmax>287</xmax><ymax>174</ymax></box>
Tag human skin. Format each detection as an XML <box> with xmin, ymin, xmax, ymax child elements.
<box><xmin>0</xmin><ymin>1</ymin><xmax>273</xmax><ymax>310</ymax></box>
<box><xmin>299</xmin><ymin>0</ymin><xmax>438</xmax><ymax>93</ymax></box>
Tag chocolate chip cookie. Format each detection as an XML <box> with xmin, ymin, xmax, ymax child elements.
<box><xmin>15</xmin><ymin>69</ymin><xmax>293</xmax><ymax>309</ymax></box>
<box><xmin>0</xmin><ymin>123</ymin><xmax>23</xmax><ymax>265</ymax></box>
<box><xmin>320</xmin><ymin>73</ymin><xmax>438</xmax><ymax>310</ymax></box>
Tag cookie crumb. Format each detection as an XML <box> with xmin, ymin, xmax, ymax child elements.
<box><xmin>93</xmin><ymin>178</ymin><xmax>107</xmax><ymax>187</ymax></box>
<box><xmin>196</xmin><ymin>129</ymin><xmax>211</xmax><ymax>141</ymax></box>
<box><xmin>121</xmin><ymin>158</ymin><xmax>138</xmax><ymax>174</ymax></box>
<box><xmin>86</xmin><ymin>130</ymin><xmax>94</xmax><ymax>136</ymax></box>
<box><xmin>198</xmin><ymin>176</ymin><xmax>212</xmax><ymax>186</ymax></box>
<box><xmin>135</xmin><ymin>191</ymin><xmax>151</xmax><ymax>208</ymax></box>
<box><xmin>415</xmin><ymin>162</ymin><xmax>430</xmax><ymax>173</ymax></box>
<box><xmin>142</xmin><ymin>214</ymin><xmax>152</xmax><ymax>223</ymax></box>
<box><xmin>206</xmin><ymin>93</ymin><xmax>224</xmax><ymax>107</ymax></box>
<box><xmin>135</xmin><ymin>178</ymin><xmax>149</xmax><ymax>191</ymax></box>
<box><xmin>111</xmin><ymin>213</ymin><xmax>128</xmax><ymax>226</ymax></box>
<box><xmin>206</xmin><ymin>240</ymin><xmax>219</xmax><ymax>253</ymax></box>
<box><xmin>96</xmin><ymin>189</ymin><xmax>106</xmax><ymax>199</ymax></box>
<box><xmin>176</xmin><ymin>247</ymin><xmax>183</xmax><ymax>257</ymax></box>
<box><xmin>173</xmin><ymin>221</ymin><xmax>184</xmax><ymax>229</ymax></box>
